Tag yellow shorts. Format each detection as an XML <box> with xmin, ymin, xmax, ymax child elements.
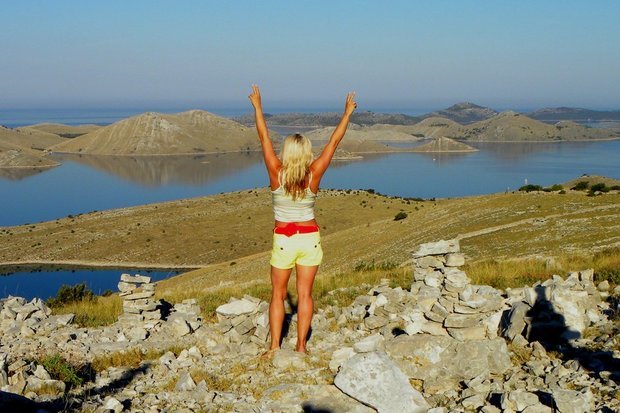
<box><xmin>270</xmin><ymin>231</ymin><xmax>323</xmax><ymax>269</ymax></box>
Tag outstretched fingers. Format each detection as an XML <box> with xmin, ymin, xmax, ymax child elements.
<box><xmin>345</xmin><ymin>91</ymin><xmax>357</xmax><ymax>114</ymax></box>
<box><xmin>249</xmin><ymin>84</ymin><xmax>262</xmax><ymax>107</ymax></box>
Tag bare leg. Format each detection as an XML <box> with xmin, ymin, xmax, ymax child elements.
<box><xmin>295</xmin><ymin>264</ymin><xmax>319</xmax><ymax>353</ymax></box>
<box><xmin>268</xmin><ymin>265</ymin><xmax>293</xmax><ymax>351</ymax></box>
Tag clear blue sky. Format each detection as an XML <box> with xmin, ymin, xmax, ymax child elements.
<box><xmin>1</xmin><ymin>0</ymin><xmax>619</xmax><ymax>111</ymax></box>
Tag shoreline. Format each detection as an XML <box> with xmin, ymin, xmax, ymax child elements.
<box><xmin>0</xmin><ymin>260</ymin><xmax>202</xmax><ymax>272</ymax></box>
<box><xmin>0</xmin><ymin>163</ymin><xmax>59</xmax><ymax>169</ymax></box>
<box><xmin>46</xmin><ymin>136</ymin><xmax>620</xmax><ymax>157</ymax></box>
<box><xmin>50</xmin><ymin>149</ymin><xmax>265</xmax><ymax>157</ymax></box>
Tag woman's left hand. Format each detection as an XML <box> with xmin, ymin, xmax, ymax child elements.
<box><xmin>249</xmin><ymin>84</ymin><xmax>262</xmax><ymax>110</ymax></box>
<box><xmin>344</xmin><ymin>92</ymin><xmax>357</xmax><ymax>116</ymax></box>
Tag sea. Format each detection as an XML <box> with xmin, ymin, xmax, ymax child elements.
<box><xmin>1</xmin><ymin>107</ymin><xmax>619</xmax><ymax>299</ymax></box>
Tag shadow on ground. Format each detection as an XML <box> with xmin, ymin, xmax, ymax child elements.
<box><xmin>0</xmin><ymin>363</ymin><xmax>151</xmax><ymax>412</ymax></box>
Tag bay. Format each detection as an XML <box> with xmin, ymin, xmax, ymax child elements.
<box><xmin>0</xmin><ymin>267</ymin><xmax>179</xmax><ymax>301</ymax></box>
<box><xmin>1</xmin><ymin>140</ymin><xmax>619</xmax><ymax>227</ymax></box>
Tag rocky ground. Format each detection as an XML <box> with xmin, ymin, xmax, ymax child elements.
<box><xmin>1</xmin><ymin>239</ymin><xmax>619</xmax><ymax>412</ymax></box>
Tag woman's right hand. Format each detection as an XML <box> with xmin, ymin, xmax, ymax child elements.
<box><xmin>344</xmin><ymin>92</ymin><xmax>357</xmax><ymax>116</ymax></box>
<box><xmin>249</xmin><ymin>84</ymin><xmax>262</xmax><ymax>110</ymax></box>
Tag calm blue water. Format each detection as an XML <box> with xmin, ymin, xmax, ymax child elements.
<box><xmin>1</xmin><ymin>141</ymin><xmax>620</xmax><ymax>227</ymax></box>
<box><xmin>0</xmin><ymin>268</ymin><xmax>179</xmax><ymax>301</ymax></box>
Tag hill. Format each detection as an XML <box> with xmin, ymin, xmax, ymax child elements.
<box><xmin>21</xmin><ymin>123</ymin><xmax>101</xmax><ymax>138</ymax></box>
<box><xmin>305</xmin><ymin>125</ymin><xmax>419</xmax><ymax>143</ymax></box>
<box><xmin>424</xmin><ymin>102</ymin><xmax>497</xmax><ymax>124</ymax></box>
<box><xmin>234</xmin><ymin>111</ymin><xmax>421</xmax><ymax>127</ymax></box>
<box><xmin>232</xmin><ymin>103</ymin><xmax>620</xmax><ymax>131</ymax></box>
<box><xmin>395</xmin><ymin>116</ymin><xmax>466</xmax><ymax>139</ymax></box>
<box><xmin>411</xmin><ymin>136</ymin><xmax>477</xmax><ymax>153</ymax></box>
<box><xmin>0</xmin><ymin>140</ymin><xmax>60</xmax><ymax>168</ymax></box>
<box><xmin>562</xmin><ymin>175</ymin><xmax>620</xmax><ymax>189</ymax></box>
<box><xmin>49</xmin><ymin>110</ymin><xmax>261</xmax><ymax>156</ymax></box>
<box><xmin>0</xmin><ymin>125</ymin><xmax>68</xmax><ymax>150</ymax></box>
<box><xmin>460</xmin><ymin>111</ymin><xmax>619</xmax><ymax>141</ymax></box>
<box><xmin>529</xmin><ymin>107</ymin><xmax>620</xmax><ymax>122</ymax></box>
<box><xmin>1</xmin><ymin>187</ymin><xmax>618</xmax><ymax>292</ymax></box>
<box><xmin>304</xmin><ymin>127</ymin><xmax>410</xmax><ymax>154</ymax></box>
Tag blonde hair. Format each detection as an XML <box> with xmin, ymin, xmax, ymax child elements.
<box><xmin>280</xmin><ymin>134</ymin><xmax>313</xmax><ymax>200</ymax></box>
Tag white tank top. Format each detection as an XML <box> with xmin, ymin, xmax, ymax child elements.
<box><xmin>271</xmin><ymin>171</ymin><xmax>316</xmax><ymax>222</ymax></box>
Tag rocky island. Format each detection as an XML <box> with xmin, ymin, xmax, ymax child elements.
<box><xmin>411</xmin><ymin>136</ymin><xmax>478</xmax><ymax>153</ymax></box>
<box><xmin>49</xmin><ymin>110</ymin><xmax>263</xmax><ymax>156</ymax></box>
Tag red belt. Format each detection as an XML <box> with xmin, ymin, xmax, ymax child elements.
<box><xmin>274</xmin><ymin>223</ymin><xmax>320</xmax><ymax>237</ymax></box>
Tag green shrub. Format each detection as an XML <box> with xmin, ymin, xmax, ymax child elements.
<box><xmin>40</xmin><ymin>354</ymin><xmax>84</xmax><ymax>388</ymax></box>
<box><xmin>394</xmin><ymin>211</ymin><xmax>408</xmax><ymax>221</ymax></box>
<box><xmin>610</xmin><ymin>185</ymin><xmax>620</xmax><ymax>191</ymax></box>
<box><xmin>571</xmin><ymin>181</ymin><xmax>589</xmax><ymax>191</ymax></box>
<box><xmin>47</xmin><ymin>283</ymin><xmax>95</xmax><ymax>308</ymax></box>
<box><xmin>590</xmin><ymin>183</ymin><xmax>610</xmax><ymax>193</ymax></box>
<box><xmin>354</xmin><ymin>259</ymin><xmax>398</xmax><ymax>272</ymax></box>
<box><xmin>558</xmin><ymin>190</ymin><xmax>566</xmax><ymax>194</ymax></box>
<box><xmin>519</xmin><ymin>184</ymin><xmax>543</xmax><ymax>192</ymax></box>
<box><xmin>547</xmin><ymin>184</ymin><xmax>563</xmax><ymax>191</ymax></box>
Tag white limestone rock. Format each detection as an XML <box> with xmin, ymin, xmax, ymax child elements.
<box><xmin>353</xmin><ymin>334</ymin><xmax>384</xmax><ymax>353</ymax></box>
<box><xmin>334</xmin><ymin>352</ymin><xmax>429</xmax><ymax>413</ymax></box>
<box><xmin>445</xmin><ymin>253</ymin><xmax>465</xmax><ymax>267</ymax></box>
<box><xmin>216</xmin><ymin>299</ymin><xmax>258</xmax><ymax>317</ymax></box>
<box><xmin>175</xmin><ymin>371</ymin><xmax>197</xmax><ymax>392</ymax></box>
<box><xmin>551</xmin><ymin>388</ymin><xmax>594</xmax><ymax>413</ymax></box>
<box><xmin>412</xmin><ymin>239</ymin><xmax>460</xmax><ymax>258</ymax></box>
<box><xmin>103</xmin><ymin>396</ymin><xmax>124</xmax><ymax>413</ymax></box>
<box><xmin>330</xmin><ymin>347</ymin><xmax>356</xmax><ymax>373</ymax></box>
<box><xmin>120</xmin><ymin>273</ymin><xmax>151</xmax><ymax>284</ymax></box>
<box><xmin>272</xmin><ymin>349</ymin><xmax>307</xmax><ymax>370</ymax></box>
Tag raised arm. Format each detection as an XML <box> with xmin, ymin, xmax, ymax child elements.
<box><xmin>311</xmin><ymin>92</ymin><xmax>357</xmax><ymax>181</ymax></box>
<box><xmin>249</xmin><ymin>85</ymin><xmax>281</xmax><ymax>188</ymax></box>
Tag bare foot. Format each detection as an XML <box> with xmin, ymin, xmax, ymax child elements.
<box><xmin>261</xmin><ymin>348</ymin><xmax>279</xmax><ymax>359</ymax></box>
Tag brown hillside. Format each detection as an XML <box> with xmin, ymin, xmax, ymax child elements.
<box><xmin>399</xmin><ymin>117</ymin><xmax>466</xmax><ymax>139</ymax></box>
<box><xmin>563</xmin><ymin>175</ymin><xmax>620</xmax><ymax>189</ymax></box>
<box><xmin>21</xmin><ymin>123</ymin><xmax>101</xmax><ymax>138</ymax></box>
<box><xmin>411</xmin><ymin>137</ymin><xmax>478</xmax><ymax>153</ymax></box>
<box><xmin>0</xmin><ymin>140</ymin><xmax>60</xmax><ymax>168</ymax></box>
<box><xmin>305</xmin><ymin>126</ymin><xmax>418</xmax><ymax>143</ymax></box>
<box><xmin>367</xmin><ymin>113</ymin><xmax>619</xmax><ymax>142</ymax></box>
<box><xmin>0</xmin><ymin>125</ymin><xmax>68</xmax><ymax>150</ymax></box>
<box><xmin>462</xmin><ymin>111</ymin><xmax>618</xmax><ymax>141</ymax></box>
<box><xmin>49</xmin><ymin>110</ymin><xmax>261</xmax><ymax>155</ymax></box>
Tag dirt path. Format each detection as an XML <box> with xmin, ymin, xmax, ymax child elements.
<box><xmin>456</xmin><ymin>203</ymin><xmax>620</xmax><ymax>241</ymax></box>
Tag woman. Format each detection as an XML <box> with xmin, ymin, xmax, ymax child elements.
<box><xmin>248</xmin><ymin>85</ymin><xmax>357</xmax><ymax>354</ymax></box>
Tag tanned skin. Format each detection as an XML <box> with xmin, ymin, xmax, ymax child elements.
<box><xmin>249</xmin><ymin>85</ymin><xmax>357</xmax><ymax>354</ymax></box>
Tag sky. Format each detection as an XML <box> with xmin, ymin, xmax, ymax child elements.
<box><xmin>1</xmin><ymin>0</ymin><xmax>619</xmax><ymax>111</ymax></box>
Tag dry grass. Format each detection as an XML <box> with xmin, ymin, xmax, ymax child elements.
<box><xmin>14</xmin><ymin>189</ymin><xmax>620</xmax><ymax>326</ymax></box>
<box><xmin>91</xmin><ymin>345</ymin><xmax>184</xmax><ymax>372</ymax></box>
<box><xmin>464</xmin><ymin>247</ymin><xmax>620</xmax><ymax>289</ymax></box>
<box><xmin>190</xmin><ymin>365</ymin><xmax>239</xmax><ymax>392</ymax></box>
<box><xmin>508</xmin><ymin>343</ymin><xmax>532</xmax><ymax>365</ymax></box>
<box><xmin>52</xmin><ymin>294</ymin><xmax>122</xmax><ymax>327</ymax></box>
<box><xmin>0</xmin><ymin>188</ymin><xmax>404</xmax><ymax>267</ymax></box>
